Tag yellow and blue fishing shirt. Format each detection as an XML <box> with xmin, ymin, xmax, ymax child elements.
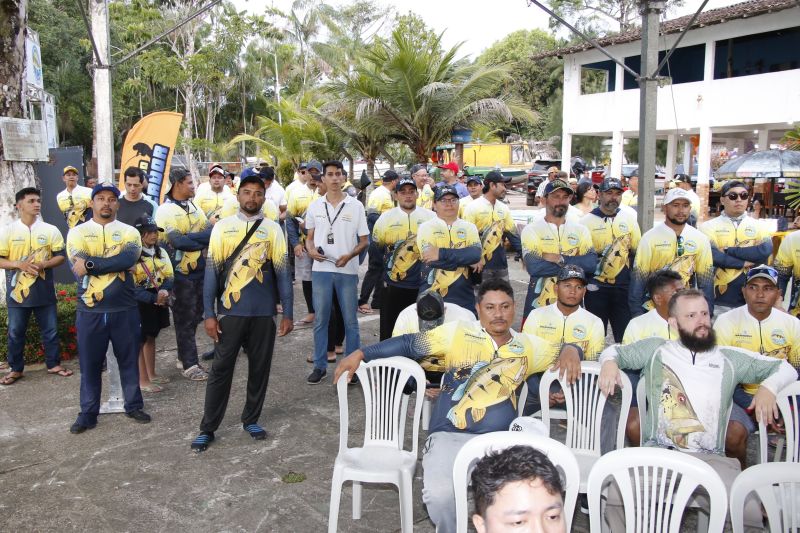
<box><xmin>131</xmin><ymin>246</ymin><xmax>174</xmax><ymax>304</ymax></box>
<box><xmin>0</xmin><ymin>219</ymin><xmax>65</xmax><ymax>307</ymax></box>
<box><xmin>462</xmin><ymin>196</ymin><xmax>522</xmax><ymax>271</ymax></box>
<box><xmin>372</xmin><ymin>206</ymin><xmax>436</xmax><ymax>289</ymax></box>
<box><xmin>580</xmin><ymin>207</ymin><xmax>641</xmax><ymax>287</ymax></box>
<box><xmin>154</xmin><ymin>197</ymin><xmax>211</xmax><ymax>281</ymax></box>
<box><xmin>56</xmin><ymin>186</ymin><xmax>93</xmax><ymax>228</ymax></box>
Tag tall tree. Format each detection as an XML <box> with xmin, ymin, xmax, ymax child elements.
<box><xmin>547</xmin><ymin>0</ymin><xmax>684</xmax><ymax>34</ymax></box>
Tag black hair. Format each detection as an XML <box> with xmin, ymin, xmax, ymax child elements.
<box><xmin>15</xmin><ymin>187</ymin><xmax>41</xmax><ymax>203</ymax></box>
<box><xmin>667</xmin><ymin>288</ymin><xmax>705</xmax><ymax>317</ymax></box>
<box><xmin>471</xmin><ymin>445</ymin><xmax>564</xmax><ymax>518</ymax></box>
<box><xmin>477</xmin><ymin>278</ymin><xmax>514</xmax><ymax>302</ymax></box>
<box><xmin>323</xmin><ymin>160</ymin><xmax>344</xmax><ymax>173</ymax></box>
<box><xmin>169</xmin><ymin>168</ymin><xmax>191</xmax><ymax>184</ymax></box>
<box><xmin>575</xmin><ymin>181</ymin><xmax>594</xmax><ymax>203</ymax></box>
<box><xmin>124</xmin><ymin>166</ymin><xmax>145</xmax><ymax>183</ymax></box>
<box><xmin>646</xmin><ymin>269</ymin><xmax>683</xmax><ymax>297</ymax></box>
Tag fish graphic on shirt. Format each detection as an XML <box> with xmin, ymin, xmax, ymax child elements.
<box><xmin>446</xmin><ymin>357</ymin><xmax>527</xmax><ymax>429</ymax></box>
<box><xmin>660</xmin><ymin>364</ymin><xmax>705</xmax><ymax>449</ymax></box>
<box><xmin>9</xmin><ymin>247</ymin><xmax>51</xmax><ymax>304</ymax></box>
<box><xmin>387</xmin><ymin>235</ymin><xmax>418</xmax><ymax>282</ymax></box>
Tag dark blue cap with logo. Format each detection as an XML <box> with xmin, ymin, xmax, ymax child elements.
<box><xmin>395</xmin><ymin>177</ymin><xmax>417</xmax><ymax>191</ymax></box>
<box><xmin>544</xmin><ymin>178</ymin><xmax>573</xmax><ymax>196</ymax></box>
<box><xmin>599</xmin><ymin>177</ymin><xmax>624</xmax><ymax>192</ymax></box>
<box><xmin>557</xmin><ymin>264</ymin><xmax>587</xmax><ymax>284</ymax></box>
<box><xmin>91</xmin><ymin>183</ymin><xmax>121</xmax><ymax>200</ymax></box>
<box><xmin>434</xmin><ymin>184</ymin><xmax>459</xmax><ymax>202</ymax></box>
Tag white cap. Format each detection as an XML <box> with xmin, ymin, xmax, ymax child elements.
<box><xmin>508</xmin><ymin>416</ymin><xmax>549</xmax><ymax>436</ymax></box>
<box><xmin>663</xmin><ymin>188</ymin><xmax>692</xmax><ymax>205</ymax></box>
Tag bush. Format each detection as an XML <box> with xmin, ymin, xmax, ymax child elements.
<box><xmin>0</xmin><ymin>283</ymin><xmax>79</xmax><ymax>366</ymax></box>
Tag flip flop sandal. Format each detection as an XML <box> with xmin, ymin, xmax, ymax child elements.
<box><xmin>0</xmin><ymin>361</ymin><xmax>9</xmax><ymax>372</ymax></box>
<box><xmin>47</xmin><ymin>368</ymin><xmax>73</xmax><ymax>377</ymax></box>
<box><xmin>293</xmin><ymin>319</ymin><xmax>314</xmax><ymax>327</ymax></box>
<box><xmin>150</xmin><ymin>376</ymin><xmax>171</xmax><ymax>384</ymax></box>
<box><xmin>140</xmin><ymin>384</ymin><xmax>164</xmax><ymax>393</ymax></box>
<box><xmin>0</xmin><ymin>373</ymin><xmax>23</xmax><ymax>385</ymax></box>
<box><xmin>335</xmin><ymin>346</ymin><xmax>344</xmax><ymax>355</ymax></box>
<box><xmin>358</xmin><ymin>305</ymin><xmax>373</xmax><ymax>315</ymax></box>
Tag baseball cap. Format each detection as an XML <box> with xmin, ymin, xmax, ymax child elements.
<box><xmin>383</xmin><ymin>170</ymin><xmax>399</xmax><ymax>182</ymax></box>
<box><xmin>90</xmin><ymin>183</ymin><xmax>121</xmax><ymax>200</ymax></box>
<box><xmin>307</xmin><ymin>160</ymin><xmax>323</xmax><ymax>173</ymax></box>
<box><xmin>417</xmin><ymin>291</ymin><xmax>445</xmax><ymax>330</ymax></box>
<box><xmin>63</xmin><ymin>165</ymin><xmax>79</xmax><ymax>175</ymax></box>
<box><xmin>208</xmin><ymin>164</ymin><xmax>225</xmax><ymax>177</ymax></box>
<box><xmin>557</xmin><ymin>264</ymin><xmax>587</xmax><ymax>284</ymax></box>
<box><xmin>434</xmin><ymin>184</ymin><xmax>459</xmax><ymax>202</ymax></box>
<box><xmin>257</xmin><ymin>166</ymin><xmax>275</xmax><ymax>181</ymax></box>
<box><xmin>543</xmin><ymin>178</ymin><xmax>573</xmax><ymax>196</ymax></box>
<box><xmin>466</xmin><ymin>175</ymin><xmax>482</xmax><ymax>185</ymax></box>
<box><xmin>133</xmin><ymin>215</ymin><xmax>164</xmax><ymax>234</ymax></box>
<box><xmin>298</xmin><ymin>162</ymin><xmax>308</xmax><ymax>170</ymax></box>
<box><xmin>720</xmin><ymin>180</ymin><xmax>747</xmax><ymax>195</ymax></box>
<box><xmin>484</xmin><ymin>170</ymin><xmax>511</xmax><ymax>184</ymax></box>
<box><xmin>410</xmin><ymin>164</ymin><xmax>427</xmax><ymax>176</ymax></box>
<box><xmin>239</xmin><ymin>173</ymin><xmax>266</xmax><ymax>190</ymax></box>
<box><xmin>673</xmin><ymin>173</ymin><xmax>691</xmax><ymax>183</ymax></box>
<box><xmin>663</xmin><ymin>188</ymin><xmax>692</xmax><ymax>205</ymax></box>
<box><xmin>166</xmin><ymin>167</ymin><xmax>191</xmax><ymax>193</ymax></box>
<box><xmin>437</xmin><ymin>161</ymin><xmax>459</xmax><ymax>173</ymax></box>
<box><xmin>547</xmin><ymin>166</ymin><xmax>559</xmax><ymax>174</ymax></box>
<box><xmin>746</xmin><ymin>264</ymin><xmax>778</xmax><ymax>286</ymax></box>
<box><xmin>239</xmin><ymin>167</ymin><xmax>258</xmax><ymax>180</ymax></box>
<box><xmin>395</xmin><ymin>177</ymin><xmax>417</xmax><ymax>191</ymax></box>
<box><xmin>508</xmin><ymin>416</ymin><xmax>549</xmax><ymax>436</ymax></box>
<box><xmin>599</xmin><ymin>177</ymin><xmax>624</xmax><ymax>192</ymax></box>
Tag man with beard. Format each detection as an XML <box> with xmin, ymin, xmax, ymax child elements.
<box><xmin>581</xmin><ymin>177</ymin><xmax>641</xmax><ymax>342</ymax></box>
<box><xmin>520</xmin><ymin>178</ymin><xmax>596</xmax><ymax>320</ymax></box>
<box><xmin>358</xmin><ymin>170</ymin><xmax>398</xmax><ymax>314</ymax></box>
<box><xmin>629</xmin><ymin>188</ymin><xmax>713</xmax><ymax>318</ymax></box>
<box><xmin>463</xmin><ymin>171</ymin><xmax>522</xmax><ymax>286</ymax></box>
<box><xmin>713</xmin><ymin>265</ymin><xmax>800</xmax><ymax>467</ymax></box>
<box><xmin>191</xmin><ymin>174</ymin><xmax>293</xmax><ymax>452</ymax></box>
<box><xmin>598</xmin><ymin>288</ymin><xmax>796</xmax><ymax>531</ymax></box>
<box><xmin>194</xmin><ymin>164</ymin><xmax>234</xmax><ymax>223</ymax></box>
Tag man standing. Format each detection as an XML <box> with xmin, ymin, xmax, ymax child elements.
<box><xmin>713</xmin><ymin>265</ymin><xmax>800</xmax><ymax>468</ymax></box>
<box><xmin>259</xmin><ymin>166</ymin><xmax>287</xmax><ymax>222</ymax></box>
<box><xmin>417</xmin><ymin>184</ymin><xmax>481</xmax><ymax>312</ymax></box>
<box><xmin>621</xmin><ymin>170</ymin><xmax>638</xmax><ymax>208</ymax></box>
<box><xmin>372</xmin><ymin>176</ymin><xmax>435</xmax><ymax>340</ymax></box>
<box><xmin>521</xmin><ymin>178</ymin><xmax>596</xmax><ymax>319</ymax></box>
<box><xmin>305</xmin><ymin>160</ymin><xmax>369</xmax><ymax>384</ymax></box>
<box><xmin>629</xmin><ymin>188</ymin><xmax>714</xmax><ymax>317</ymax></box>
<box><xmin>410</xmin><ymin>164</ymin><xmax>434</xmax><ymax>209</ymax></box>
<box><xmin>285</xmin><ymin>162</ymin><xmax>309</xmax><ymax>198</ymax></box>
<box><xmin>67</xmin><ymin>184</ymin><xmax>150</xmax><ymax>433</ymax></box>
<box><xmin>84</xmin><ymin>176</ymin><xmax>98</xmax><ymax>189</ymax></box>
<box><xmin>195</xmin><ymin>164</ymin><xmax>234</xmax><ymax>223</ymax></box>
<box><xmin>0</xmin><ymin>188</ymin><xmax>69</xmax><ymax>385</ymax></box>
<box><xmin>286</xmin><ymin>163</ymin><xmax>320</xmax><ymax>327</ymax></box>
<box><xmin>775</xmin><ymin>226</ymin><xmax>800</xmax><ymax>316</ymax></box>
<box><xmin>56</xmin><ymin>165</ymin><xmax>93</xmax><ymax>228</ymax></box>
<box><xmin>673</xmin><ymin>174</ymin><xmax>701</xmax><ymax>223</ymax></box>
<box><xmin>581</xmin><ymin>177</ymin><xmax>641</xmax><ymax>342</ymax></box>
<box><xmin>700</xmin><ymin>180</ymin><xmax>771</xmax><ymax>315</ymax></box>
<box><xmin>190</xmin><ymin>174</ymin><xmax>294</xmax><ymax>452</ymax></box>
<box><xmin>155</xmin><ymin>168</ymin><xmax>212</xmax><ymax>381</ymax></box>
<box><xmin>458</xmin><ymin>175</ymin><xmax>483</xmax><ymax>217</ymax></box>
<box><xmin>436</xmin><ymin>161</ymin><xmax>468</xmax><ymax>198</ymax></box>
<box><xmin>118</xmin><ymin>167</ymin><xmax>158</xmax><ymax>226</ymax></box>
<box><xmin>358</xmin><ymin>169</ymin><xmax>398</xmax><ymax>314</ymax></box>
<box><xmin>535</xmin><ymin>166</ymin><xmax>559</xmax><ymax>207</ymax></box>
<box><xmin>463</xmin><ymin>171</ymin><xmax>522</xmax><ymax>285</ymax></box>
<box><xmin>334</xmin><ymin>279</ymin><xmax>582</xmax><ymax>533</ymax></box>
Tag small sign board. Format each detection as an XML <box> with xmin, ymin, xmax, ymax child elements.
<box><xmin>0</xmin><ymin>118</ymin><xmax>49</xmax><ymax>161</ymax></box>
<box><xmin>26</xmin><ymin>29</ymin><xmax>44</xmax><ymax>90</ymax></box>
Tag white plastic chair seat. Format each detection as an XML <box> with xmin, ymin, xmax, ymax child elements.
<box><xmin>336</xmin><ymin>447</ymin><xmax>417</xmax><ymax>480</ymax></box>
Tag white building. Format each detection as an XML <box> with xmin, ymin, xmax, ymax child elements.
<box><xmin>538</xmin><ymin>0</ymin><xmax>800</xmax><ymax>184</ymax></box>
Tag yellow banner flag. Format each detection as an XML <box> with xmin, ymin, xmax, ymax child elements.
<box><xmin>118</xmin><ymin>111</ymin><xmax>183</xmax><ymax>204</ymax></box>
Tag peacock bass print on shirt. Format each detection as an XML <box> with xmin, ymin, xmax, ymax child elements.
<box><xmin>0</xmin><ymin>220</ymin><xmax>65</xmax><ymax>307</ymax></box>
<box><xmin>372</xmin><ymin>206</ymin><xmax>435</xmax><ymax>288</ymax></box>
<box><xmin>56</xmin><ymin>186</ymin><xmax>93</xmax><ymax>228</ymax></box>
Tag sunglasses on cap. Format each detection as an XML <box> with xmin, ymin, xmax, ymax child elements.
<box><xmin>748</xmin><ymin>265</ymin><xmax>778</xmax><ymax>278</ymax></box>
<box><xmin>725</xmin><ymin>192</ymin><xmax>748</xmax><ymax>201</ymax></box>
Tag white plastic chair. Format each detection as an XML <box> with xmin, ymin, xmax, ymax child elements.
<box><xmin>587</xmin><ymin>447</ymin><xmax>728</xmax><ymax>533</ymax></box>
<box><xmin>328</xmin><ymin>357</ymin><xmax>426</xmax><ymax>533</ymax></box>
<box><xmin>757</xmin><ymin>381</ymin><xmax>800</xmax><ymax>463</ymax></box>
<box><xmin>452</xmin><ymin>431</ymin><xmax>580</xmax><ymax>533</ymax></box>
<box><xmin>730</xmin><ymin>462</ymin><xmax>800</xmax><ymax>533</ymax></box>
<box><xmin>540</xmin><ymin>361</ymin><xmax>632</xmax><ymax>492</ymax></box>
<box><xmin>636</xmin><ymin>377</ymin><xmax>647</xmax><ymax>446</ymax></box>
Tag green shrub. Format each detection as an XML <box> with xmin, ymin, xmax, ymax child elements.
<box><xmin>0</xmin><ymin>283</ymin><xmax>79</xmax><ymax>366</ymax></box>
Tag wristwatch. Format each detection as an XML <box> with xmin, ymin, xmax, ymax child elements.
<box><xmin>85</xmin><ymin>260</ymin><xmax>95</xmax><ymax>271</ymax></box>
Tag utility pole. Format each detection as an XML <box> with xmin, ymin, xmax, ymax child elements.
<box><xmin>637</xmin><ymin>0</ymin><xmax>664</xmax><ymax>232</ymax></box>
<box><xmin>90</xmin><ymin>0</ymin><xmax>114</xmax><ymax>184</ymax></box>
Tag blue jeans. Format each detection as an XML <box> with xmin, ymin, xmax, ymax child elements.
<box><xmin>311</xmin><ymin>272</ymin><xmax>360</xmax><ymax>370</ymax></box>
<box><xmin>7</xmin><ymin>304</ymin><xmax>60</xmax><ymax>372</ymax></box>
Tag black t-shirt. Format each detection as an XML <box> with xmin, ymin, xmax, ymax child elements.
<box><xmin>117</xmin><ymin>196</ymin><xmax>154</xmax><ymax>226</ymax></box>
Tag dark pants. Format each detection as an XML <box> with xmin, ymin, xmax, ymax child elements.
<box><xmin>358</xmin><ymin>242</ymin><xmax>384</xmax><ymax>308</ymax></box>
<box><xmin>584</xmin><ymin>284</ymin><xmax>631</xmax><ymax>343</ymax></box>
<box><xmin>302</xmin><ymin>280</ymin><xmax>314</xmax><ymax>314</ymax></box>
<box><xmin>328</xmin><ymin>292</ymin><xmax>344</xmax><ymax>352</ymax></box>
<box><xmin>76</xmin><ymin>310</ymin><xmax>143</xmax><ymax>426</ymax></box>
<box><xmin>380</xmin><ymin>284</ymin><xmax>419</xmax><ymax>340</ymax></box>
<box><xmin>7</xmin><ymin>304</ymin><xmax>60</xmax><ymax>372</ymax></box>
<box><xmin>200</xmin><ymin>316</ymin><xmax>278</xmax><ymax>432</ymax></box>
<box><xmin>173</xmin><ymin>277</ymin><xmax>204</xmax><ymax>370</ymax></box>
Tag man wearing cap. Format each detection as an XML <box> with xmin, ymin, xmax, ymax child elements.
<box><xmin>534</xmin><ymin>166</ymin><xmax>559</xmax><ymax>207</ymax></box>
<box><xmin>458</xmin><ymin>175</ymin><xmax>482</xmax><ymax>218</ymax></box>
<box><xmin>286</xmin><ymin>161</ymin><xmax>321</xmax><ymax>327</ymax></box>
<box><xmin>417</xmin><ymin>184</ymin><xmax>481</xmax><ymax>312</ymax></box>
<box><xmin>713</xmin><ymin>265</ymin><xmax>800</xmax><ymax>468</ymax></box>
<box><xmin>436</xmin><ymin>161</ymin><xmax>468</xmax><ymax>198</ymax></box>
<box><xmin>195</xmin><ymin>165</ymin><xmax>234</xmax><ymax>223</ymax></box>
<box><xmin>674</xmin><ymin>173</ymin><xmax>701</xmax><ymax>223</ymax></box>
<box><xmin>57</xmin><ymin>165</ymin><xmax>93</xmax><ymax>228</ymax></box>
<box><xmin>629</xmin><ymin>188</ymin><xmax>714</xmax><ymax>317</ymax></box>
<box><xmin>190</xmin><ymin>173</ymin><xmax>294</xmax><ymax>452</ymax></box>
<box><xmin>358</xmin><ymin>170</ymin><xmax>398</xmax><ymax>314</ymax></box>
<box><xmin>410</xmin><ymin>164</ymin><xmax>435</xmax><ymax>209</ymax></box>
<box><xmin>334</xmin><ymin>278</ymin><xmax>582</xmax><ymax>533</ymax></box>
<box><xmin>463</xmin><ymin>171</ymin><xmax>522</xmax><ymax>286</ymax></box>
<box><xmin>219</xmin><ymin>168</ymin><xmax>280</xmax><ymax>223</ymax></box>
<box><xmin>700</xmin><ymin>180</ymin><xmax>771</xmax><ymax>316</ymax></box>
<box><xmin>621</xmin><ymin>169</ymin><xmax>638</xmax><ymax>208</ymax></box>
<box><xmin>0</xmin><ymin>187</ymin><xmax>69</xmax><ymax>386</ymax></box>
<box><xmin>372</xmin><ymin>176</ymin><xmax>435</xmax><ymax>339</ymax></box>
<box><xmin>155</xmin><ymin>168</ymin><xmax>212</xmax><ymax>381</ymax></box>
<box><xmin>66</xmin><ymin>184</ymin><xmax>150</xmax><ymax>433</ymax></box>
<box><xmin>580</xmin><ymin>177</ymin><xmax>642</xmax><ymax>342</ymax></box>
<box><xmin>521</xmin><ymin>178</ymin><xmax>597</xmax><ymax>319</ymax></box>
<box><xmin>285</xmin><ymin>162</ymin><xmax>310</xmax><ymax>198</ymax></box>
<box><xmin>118</xmin><ymin>167</ymin><xmax>159</xmax><ymax>227</ymax></box>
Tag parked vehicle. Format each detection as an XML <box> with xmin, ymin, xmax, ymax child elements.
<box><xmin>526</xmin><ymin>159</ymin><xmax>561</xmax><ymax>206</ymax></box>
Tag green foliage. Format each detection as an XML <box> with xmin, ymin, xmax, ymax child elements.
<box><xmin>782</xmin><ymin>127</ymin><xmax>800</xmax><ymax>151</ymax></box>
<box><xmin>546</xmin><ymin>0</ymin><xmax>683</xmax><ymax>34</ymax></box>
<box><xmin>281</xmin><ymin>471</ymin><xmax>306</xmax><ymax>483</ymax></box>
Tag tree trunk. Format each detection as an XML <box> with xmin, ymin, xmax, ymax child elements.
<box><xmin>380</xmin><ymin>148</ymin><xmax>395</xmax><ymax>170</ymax></box>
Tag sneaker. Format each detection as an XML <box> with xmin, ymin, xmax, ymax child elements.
<box><xmin>183</xmin><ymin>365</ymin><xmax>208</xmax><ymax>381</ymax></box>
<box><xmin>579</xmin><ymin>495</ymin><xmax>589</xmax><ymax>515</ymax></box>
<box><xmin>191</xmin><ymin>431</ymin><xmax>215</xmax><ymax>452</ymax></box>
<box><xmin>125</xmin><ymin>409</ymin><xmax>152</xmax><ymax>424</ymax></box>
<box><xmin>243</xmin><ymin>423</ymin><xmax>267</xmax><ymax>440</ymax></box>
<box><xmin>69</xmin><ymin>421</ymin><xmax>97</xmax><ymax>434</ymax></box>
<box><xmin>307</xmin><ymin>368</ymin><xmax>327</xmax><ymax>385</ymax></box>
<box><xmin>349</xmin><ymin>374</ymin><xmax>360</xmax><ymax>386</ymax></box>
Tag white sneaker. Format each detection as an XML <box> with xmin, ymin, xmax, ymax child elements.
<box><xmin>182</xmin><ymin>365</ymin><xmax>208</xmax><ymax>381</ymax></box>
<box><xmin>175</xmin><ymin>358</ymin><xmax>183</xmax><ymax>370</ymax></box>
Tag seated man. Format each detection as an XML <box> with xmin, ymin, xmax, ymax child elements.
<box><xmin>335</xmin><ymin>279</ymin><xmax>582</xmax><ymax>533</ymax></box>
<box><xmin>598</xmin><ymin>288</ymin><xmax>796</xmax><ymax>530</ymax></box>
<box><xmin>471</xmin><ymin>445</ymin><xmax>567</xmax><ymax>533</ymax></box>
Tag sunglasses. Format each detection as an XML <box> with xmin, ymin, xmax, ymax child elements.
<box><xmin>299</xmin><ymin>170</ymin><xmax>307</xmax><ymax>174</ymax></box>
<box><xmin>725</xmin><ymin>192</ymin><xmax>748</xmax><ymax>201</ymax></box>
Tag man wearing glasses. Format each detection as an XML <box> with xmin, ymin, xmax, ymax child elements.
<box><xmin>700</xmin><ymin>180</ymin><xmax>772</xmax><ymax>316</ymax></box>
<box><xmin>629</xmin><ymin>188</ymin><xmax>714</xmax><ymax>317</ymax></box>
<box><xmin>410</xmin><ymin>164</ymin><xmax>435</xmax><ymax>209</ymax></box>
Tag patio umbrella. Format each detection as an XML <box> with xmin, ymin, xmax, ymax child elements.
<box><xmin>715</xmin><ymin>149</ymin><xmax>800</xmax><ymax>179</ymax></box>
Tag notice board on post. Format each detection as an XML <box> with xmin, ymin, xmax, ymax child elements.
<box><xmin>0</xmin><ymin>118</ymin><xmax>49</xmax><ymax>161</ymax></box>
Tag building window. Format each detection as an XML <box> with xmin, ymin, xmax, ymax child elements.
<box><xmin>714</xmin><ymin>26</ymin><xmax>800</xmax><ymax>79</ymax></box>
<box><xmin>623</xmin><ymin>43</ymin><xmax>705</xmax><ymax>89</ymax></box>
<box><xmin>581</xmin><ymin>60</ymin><xmax>615</xmax><ymax>94</ymax></box>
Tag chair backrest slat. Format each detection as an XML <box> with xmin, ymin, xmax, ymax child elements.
<box><xmin>730</xmin><ymin>462</ymin><xmax>800</xmax><ymax>533</ymax></box>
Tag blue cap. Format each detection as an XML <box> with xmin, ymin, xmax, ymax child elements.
<box><xmin>466</xmin><ymin>175</ymin><xmax>482</xmax><ymax>185</ymax></box>
<box><xmin>307</xmin><ymin>160</ymin><xmax>323</xmax><ymax>173</ymax></box>
<box><xmin>599</xmin><ymin>177</ymin><xmax>623</xmax><ymax>192</ymax></box>
<box><xmin>91</xmin><ymin>183</ymin><xmax>121</xmax><ymax>200</ymax></box>
<box><xmin>240</xmin><ymin>167</ymin><xmax>258</xmax><ymax>180</ymax></box>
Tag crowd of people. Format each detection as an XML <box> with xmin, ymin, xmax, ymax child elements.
<box><xmin>1</xmin><ymin>159</ymin><xmax>799</xmax><ymax>530</ymax></box>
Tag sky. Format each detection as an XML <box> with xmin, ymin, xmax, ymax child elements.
<box><xmin>231</xmin><ymin>0</ymin><xmax>743</xmax><ymax>59</ymax></box>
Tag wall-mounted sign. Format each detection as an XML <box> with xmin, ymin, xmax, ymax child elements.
<box><xmin>0</xmin><ymin>118</ymin><xmax>49</xmax><ymax>161</ymax></box>
<box><xmin>451</xmin><ymin>128</ymin><xmax>473</xmax><ymax>143</ymax></box>
<box><xmin>26</xmin><ymin>29</ymin><xmax>44</xmax><ymax>90</ymax></box>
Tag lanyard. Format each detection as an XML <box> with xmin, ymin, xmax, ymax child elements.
<box><xmin>324</xmin><ymin>201</ymin><xmax>346</xmax><ymax>229</ymax></box>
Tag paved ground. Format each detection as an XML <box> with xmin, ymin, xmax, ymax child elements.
<box><xmin>0</xmin><ymin>196</ymin><xmax>750</xmax><ymax>532</ymax></box>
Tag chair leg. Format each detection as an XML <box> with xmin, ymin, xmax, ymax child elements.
<box><xmin>398</xmin><ymin>471</ymin><xmax>414</xmax><ymax>533</ymax></box>
<box><xmin>422</xmin><ymin>397</ymin><xmax>431</xmax><ymax>431</ymax></box>
<box><xmin>696</xmin><ymin>508</ymin><xmax>709</xmax><ymax>533</ymax></box>
<box><xmin>328</xmin><ymin>474</ymin><xmax>343</xmax><ymax>533</ymax></box>
<box><xmin>352</xmin><ymin>481</ymin><xmax>362</xmax><ymax>520</ymax></box>
<box><xmin>775</xmin><ymin>437</ymin><xmax>785</xmax><ymax>462</ymax></box>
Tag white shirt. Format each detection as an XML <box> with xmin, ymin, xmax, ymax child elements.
<box><xmin>392</xmin><ymin>302</ymin><xmax>476</xmax><ymax>336</ymax></box>
<box><xmin>265</xmin><ymin>181</ymin><xmax>287</xmax><ymax>208</ymax></box>
<box><xmin>305</xmin><ymin>194</ymin><xmax>369</xmax><ymax>275</ymax></box>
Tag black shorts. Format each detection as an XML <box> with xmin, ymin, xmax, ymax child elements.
<box><xmin>138</xmin><ymin>301</ymin><xmax>170</xmax><ymax>340</ymax></box>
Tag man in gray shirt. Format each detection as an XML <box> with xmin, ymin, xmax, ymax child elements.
<box><xmin>118</xmin><ymin>167</ymin><xmax>158</xmax><ymax>225</ymax></box>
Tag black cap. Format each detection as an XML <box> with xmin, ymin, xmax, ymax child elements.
<box><xmin>133</xmin><ymin>215</ymin><xmax>164</xmax><ymax>233</ymax></box>
<box><xmin>466</xmin><ymin>175</ymin><xmax>482</xmax><ymax>185</ymax></box>
<box><xmin>383</xmin><ymin>170</ymin><xmax>399</xmax><ymax>182</ymax></box>
<box><xmin>434</xmin><ymin>184</ymin><xmax>459</xmax><ymax>202</ymax></box>
<box><xmin>239</xmin><ymin>174</ymin><xmax>266</xmax><ymax>190</ymax></box>
<box><xmin>599</xmin><ymin>177</ymin><xmax>624</xmax><ymax>192</ymax></box>
<box><xmin>395</xmin><ymin>177</ymin><xmax>417</xmax><ymax>191</ymax></box>
<box><xmin>417</xmin><ymin>291</ymin><xmax>445</xmax><ymax>329</ymax></box>
<box><xmin>720</xmin><ymin>180</ymin><xmax>747</xmax><ymax>195</ymax></box>
<box><xmin>298</xmin><ymin>162</ymin><xmax>308</xmax><ymax>170</ymax></box>
<box><xmin>257</xmin><ymin>166</ymin><xmax>275</xmax><ymax>181</ymax></box>
<box><xmin>91</xmin><ymin>183</ymin><xmax>121</xmax><ymax>200</ymax></box>
<box><xmin>484</xmin><ymin>170</ymin><xmax>511</xmax><ymax>184</ymax></box>
<box><xmin>543</xmin><ymin>179</ymin><xmax>573</xmax><ymax>196</ymax></box>
<box><xmin>557</xmin><ymin>264</ymin><xmax>587</xmax><ymax>284</ymax></box>
<box><xmin>674</xmin><ymin>173</ymin><xmax>691</xmax><ymax>183</ymax></box>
